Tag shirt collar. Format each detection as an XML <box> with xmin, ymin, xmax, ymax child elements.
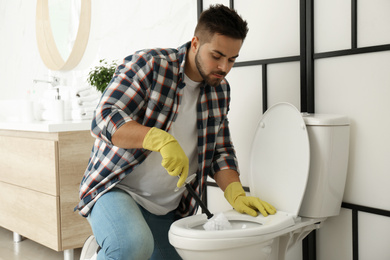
<box><xmin>178</xmin><ymin>41</ymin><xmax>191</xmax><ymax>81</ymax></box>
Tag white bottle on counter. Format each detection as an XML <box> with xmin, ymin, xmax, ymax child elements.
<box><xmin>53</xmin><ymin>88</ymin><xmax>64</xmax><ymax>122</ymax></box>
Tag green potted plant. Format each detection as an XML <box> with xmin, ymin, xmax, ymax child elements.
<box><xmin>87</xmin><ymin>59</ymin><xmax>118</xmax><ymax>93</ymax></box>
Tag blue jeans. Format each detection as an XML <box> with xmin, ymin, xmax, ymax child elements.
<box><xmin>87</xmin><ymin>188</ymin><xmax>182</xmax><ymax>260</ymax></box>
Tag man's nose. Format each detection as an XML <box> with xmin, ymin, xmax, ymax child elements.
<box><xmin>217</xmin><ymin>59</ymin><xmax>228</xmax><ymax>72</ymax></box>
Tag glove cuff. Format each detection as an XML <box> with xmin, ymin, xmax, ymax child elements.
<box><xmin>142</xmin><ymin>127</ymin><xmax>175</xmax><ymax>152</ymax></box>
<box><xmin>224</xmin><ymin>182</ymin><xmax>246</xmax><ymax>206</ymax></box>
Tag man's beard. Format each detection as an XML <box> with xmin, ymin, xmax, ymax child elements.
<box><xmin>195</xmin><ymin>51</ymin><xmax>226</xmax><ymax>87</ymax></box>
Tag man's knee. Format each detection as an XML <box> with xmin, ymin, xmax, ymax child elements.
<box><xmin>102</xmin><ymin>227</ymin><xmax>154</xmax><ymax>260</ymax></box>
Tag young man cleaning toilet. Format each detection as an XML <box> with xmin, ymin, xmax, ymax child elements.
<box><xmin>76</xmin><ymin>4</ymin><xmax>276</xmax><ymax>260</ymax></box>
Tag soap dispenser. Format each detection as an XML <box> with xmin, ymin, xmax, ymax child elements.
<box><xmin>53</xmin><ymin>88</ymin><xmax>64</xmax><ymax>122</ymax></box>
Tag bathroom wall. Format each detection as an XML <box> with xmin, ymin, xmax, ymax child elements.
<box><xmin>314</xmin><ymin>1</ymin><xmax>390</xmax><ymax>259</ymax></box>
<box><xmin>205</xmin><ymin>0</ymin><xmax>390</xmax><ymax>260</ymax></box>
<box><xmin>1</xmin><ymin>0</ymin><xmax>390</xmax><ymax>259</ymax></box>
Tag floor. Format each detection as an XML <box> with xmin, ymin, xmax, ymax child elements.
<box><xmin>0</xmin><ymin>226</ymin><xmax>82</xmax><ymax>260</ymax></box>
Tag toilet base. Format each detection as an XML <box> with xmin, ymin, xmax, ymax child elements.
<box><xmin>175</xmin><ymin>238</ymin><xmax>275</xmax><ymax>260</ymax></box>
<box><xmin>170</xmin><ymin>217</ymin><xmax>325</xmax><ymax>260</ymax></box>
<box><xmin>277</xmin><ymin>220</ymin><xmax>322</xmax><ymax>260</ymax></box>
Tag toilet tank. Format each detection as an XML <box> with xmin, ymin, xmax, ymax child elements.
<box><xmin>299</xmin><ymin>113</ymin><xmax>350</xmax><ymax>218</ymax></box>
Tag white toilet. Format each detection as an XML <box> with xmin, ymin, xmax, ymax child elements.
<box><xmin>169</xmin><ymin>102</ymin><xmax>350</xmax><ymax>260</ymax></box>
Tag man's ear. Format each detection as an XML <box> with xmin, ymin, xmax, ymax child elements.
<box><xmin>191</xmin><ymin>36</ymin><xmax>200</xmax><ymax>53</ymax></box>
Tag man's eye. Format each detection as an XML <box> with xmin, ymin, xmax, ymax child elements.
<box><xmin>212</xmin><ymin>55</ymin><xmax>221</xmax><ymax>60</ymax></box>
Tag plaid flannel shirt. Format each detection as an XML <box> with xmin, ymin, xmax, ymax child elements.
<box><xmin>76</xmin><ymin>42</ymin><xmax>239</xmax><ymax>218</ymax></box>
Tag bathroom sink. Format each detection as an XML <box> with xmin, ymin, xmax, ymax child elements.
<box><xmin>0</xmin><ymin>99</ymin><xmax>91</xmax><ymax>132</ymax></box>
<box><xmin>0</xmin><ymin>118</ymin><xmax>92</xmax><ymax>132</ymax></box>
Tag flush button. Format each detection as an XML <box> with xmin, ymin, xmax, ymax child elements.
<box><xmin>260</xmin><ymin>122</ymin><xmax>265</xmax><ymax>128</ymax></box>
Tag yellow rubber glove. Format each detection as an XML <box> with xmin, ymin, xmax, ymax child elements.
<box><xmin>224</xmin><ymin>182</ymin><xmax>277</xmax><ymax>217</ymax></box>
<box><xmin>142</xmin><ymin>127</ymin><xmax>189</xmax><ymax>187</ymax></box>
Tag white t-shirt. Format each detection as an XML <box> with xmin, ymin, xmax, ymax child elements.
<box><xmin>116</xmin><ymin>74</ymin><xmax>201</xmax><ymax>215</ymax></box>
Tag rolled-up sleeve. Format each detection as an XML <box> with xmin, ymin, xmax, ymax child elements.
<box><xmin>91</xmin><ymin>53</ymin><xmax>154</xmax><ymax>144</ymax></box>
<box><xmin>211</xmin><ymin>117</ymin><xmax>240</xmax><ymax>175</ymax></box>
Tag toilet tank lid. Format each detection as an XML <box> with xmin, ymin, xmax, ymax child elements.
<box><xmin>302</xmin><ymin>113</ymin><xmax>350</xmax><ymax>126</ymax></box>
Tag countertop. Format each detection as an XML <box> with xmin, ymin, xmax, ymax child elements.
<box><xmin>0</xmin><ymin>119</ymin><xmax>92</xmax><ymax>132</ymax></box>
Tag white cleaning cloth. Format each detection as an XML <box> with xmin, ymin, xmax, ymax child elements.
<box><xmin>75</xmin><ymin>86</ymin><xmax>93</xmax><ymax>97</ymax></box>
<box><xmin>67</xmin><ymin>86</ymin><xmax>100</xmax><ymax>120</ymax></box>
<box><xmin>71</xmin><ymin>108</ymin><xmax>95</xmax><ymax>120</ymax></box>
<box><xmin>203</xmin><ymin>212</ymin><xmax>233</xmax><ymax>231</ymax></box>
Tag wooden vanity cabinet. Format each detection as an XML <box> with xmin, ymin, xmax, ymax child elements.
<box><xmin>0</xmin><ymin>130</ymin><xmax>93</xmax><ymax>252</ymax></box>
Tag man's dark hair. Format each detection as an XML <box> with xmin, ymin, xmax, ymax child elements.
<box><xmin>195</xmin><ymin>4</ymin><xmax>249</xmax><ymax>44</ymax></box>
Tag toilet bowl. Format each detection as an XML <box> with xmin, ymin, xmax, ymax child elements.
<box><xmin>169</xmin><ymin>102</ymin><xmax>350</xmax><ymax>260</ymax></box>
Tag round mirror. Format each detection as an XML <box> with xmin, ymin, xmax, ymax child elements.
<box><xmin>36</xmin><ymin>0</ymin><xmax>91</xmax><ymax>71</ymax></box>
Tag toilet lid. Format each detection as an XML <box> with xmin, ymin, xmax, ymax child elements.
<box><xmin>249</xmin><ymin>103</ymin><xmax>310</xmax><ymax>216</ymax></box>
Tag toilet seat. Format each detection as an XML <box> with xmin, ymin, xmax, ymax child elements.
<box><xmin>169</xmin><ymin>210</ymin><xmax>295</xmax><ymax>240</ymax></box>
<box><xmin>169</xmin><ymin>210</ymin><xmax>298</xmax><ymax>253</ymax></box>
<box><xmin>249</xmin><ymin>103</ymin><xmax>310</xmax><ymax>216</ymax></box>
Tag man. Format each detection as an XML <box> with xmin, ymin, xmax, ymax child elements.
<box><xmin>78</xmin><ymin>4</ymin><xmax>276</xmax><ymax>260</ymax></box>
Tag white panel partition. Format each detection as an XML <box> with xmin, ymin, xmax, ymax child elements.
<box><xmin>314</xmin><ymin>0</ymin><xmax>351</xmax><ymax>53</ymax></box>
<box><xmin>202</xmin><ymin>0</ymin><xmax>230</xmax><ymax>9</ymax></box>
<box><xmin>358</xmin><ymin>0</ymin><xmax>390</xmax><ymax>47</ymax></box>
<box><xmin>359</xmin><ymin>212</ymin><xmax>390</xmax><ymax>259</ymax></box>
<box><xmin>226</xmin><ymin>66</ymin><xmax>263</xmax><ymax>186</ymax></box>
<box><xmin>315</xmin><ymin>51</ymin><xmax>390</xmax><ymax>210</ymax></box>
<box><xmin>234</xmin><ymin>0</ymin><xmax>300</xmax><ymax>62</ymax></box>
<box><xmin>317</xmin><ymin>209</ymin><xmax>353</xmax><ymax>260</ymax></box>
<box><xmin>267</xmin><ymin>62</ymin><xmax>301</xmax><ymax>110</ymax></box>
